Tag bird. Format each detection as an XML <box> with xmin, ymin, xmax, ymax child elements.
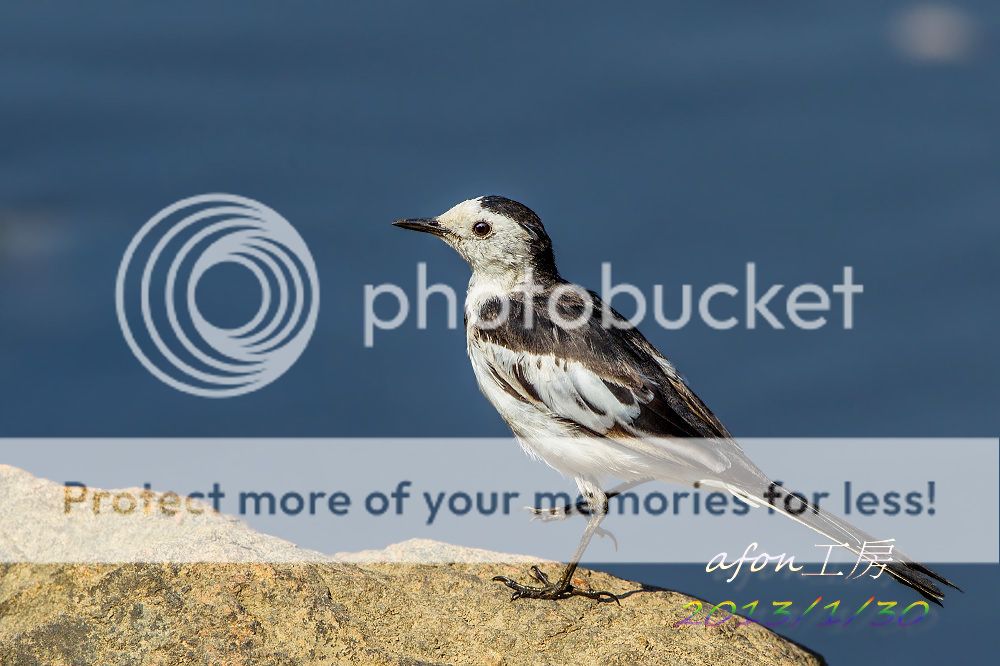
<box><xmin>393</xmin><ymin>195</ymin><xmax>958</xmax><ymax>604</ymax></box>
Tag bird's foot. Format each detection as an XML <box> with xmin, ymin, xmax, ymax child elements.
<box><xmin>525</xmin><ymin>506</ymin><xmax>619</xmax><ymax>550</ymax></box>
<box><xmin>526</xmin><ymin>499</ymin><xmax>604</xmax><ymax>522</ymax></box>
<box><xmin>492</xmin><ymin>565</ymin><xmax>619</xmax><ymax>604</ymax></box>
<box><xmin>526</xmin><ymin>504</ymin><xmax>578</xmax><ymax>521</ymax></box>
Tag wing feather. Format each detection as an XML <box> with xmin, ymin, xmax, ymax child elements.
<box><xmin>468</xmin><ymin>289</ymin><xmax>735</xmax><ymax>476</ymax></box>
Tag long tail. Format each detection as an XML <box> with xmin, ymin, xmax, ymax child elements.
<box><xmin>710</xmin><ymin>478</ymin><xmax>961</xmax><ymax>606</ymax></box>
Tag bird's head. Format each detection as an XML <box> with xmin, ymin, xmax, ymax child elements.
<box><xmin>393</xmin><ymin>195</ymin><xmax>557</xmax><ymax>281</ymax></box>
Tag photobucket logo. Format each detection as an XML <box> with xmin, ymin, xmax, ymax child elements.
<box><xmin>116</xmin><ymin>194</ymin><xmax>320</xmax><ymax>397</ymax></box>
<box><xmin>363</xmin><ymin>262</ymin><xmax>863</xmax><ymax>347</ymax></box>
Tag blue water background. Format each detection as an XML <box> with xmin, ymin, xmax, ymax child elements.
<box><xmin>1</xmin><ymin>2</ymin><xmax>997</xmax><ymax>662</ymax></box>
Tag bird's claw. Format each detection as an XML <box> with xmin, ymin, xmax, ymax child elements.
<box><xmin>491</xmin><ymin>568</ymin><xmax>620</xmax><ymax>604</ymax></box>
<box><xmin>529</xmin><ymin>565</ymin><xmax>553</xmax><ymax>585</ymax></box>
<box><xmin>593</xmin><ymin>525</ymin><xmax>619</xmax><ymax>551</ymax></box>
<box><xmin>525</xmin><ymin>498</ymin><xmax>601</xmax><ymax>522</ymax></box>
<box><xmin>526</xmin><ymin>505</ymin><xmax>573</xmax><ymax>522</ymax></box>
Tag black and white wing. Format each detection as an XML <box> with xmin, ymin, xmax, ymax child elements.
<box><xmin>467</xmin><ymin>289</ymin><xmax>749</xmax><ymax>481</ymax></box>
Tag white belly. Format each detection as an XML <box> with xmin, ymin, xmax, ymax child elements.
<box><xmin>466</xmin><ymin>338</ymin><xmax>648</xmax><ymax>483</ymax></box>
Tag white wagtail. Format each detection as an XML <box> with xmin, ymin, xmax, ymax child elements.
<box><xmin>394</xmin><ymin>195</ymin><xmax>957</xmax><ymax>604</ymax></box>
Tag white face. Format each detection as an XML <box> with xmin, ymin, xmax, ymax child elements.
<box><xmin>432</xmin><ymin>197</ymin><xmax>539</xmax><ymax>274</ymax></box>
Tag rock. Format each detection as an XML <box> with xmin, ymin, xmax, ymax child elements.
<box><xmin>0</xmin><ymin>467</ymin><xmax>823</xmax><ymax>665</ymax></box>
<box><xmin>0</xmin><ymin>465</ymin><xmax>326</xmax><ymax>563</ymax></box>
<box><xmin>0</xmin><ymin>560</ymin><xmax>823</xmax><ymax>666</ymax></box>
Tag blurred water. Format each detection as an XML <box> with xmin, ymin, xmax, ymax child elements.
<box><xmin>1</xmin><ymin>1</ymin><xmax>996</xmax><ymax>438</ymax></box>
<box><xmin>0</xmin><ymin>2</ymin><xmax>997</xmax><ymax>662</ymax></box>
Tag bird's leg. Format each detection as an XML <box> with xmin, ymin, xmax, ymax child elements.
<box><xmin>527</xmin><ymin>496</ymin><xmax>619</xmax><ymax>550</ymax></box>
<box><xmin>526</xmin><ymin>478</ymin><xmax>652</xmax><ymax>522</ymax></box>
<box><xmin>494</xmin><ymin>493</ymin><xmax>619</xmax><ymax>603</ymax></box>
<box><xmin>524</xmin><ymin>479</ymin><xmax>652</xmax><ymax>550</ymax></box>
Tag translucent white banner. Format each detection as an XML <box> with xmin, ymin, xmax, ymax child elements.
<box><xmin>0</xmin><ymin>438</ymin><xmax>995</xmax><ymax>564</ymax></box>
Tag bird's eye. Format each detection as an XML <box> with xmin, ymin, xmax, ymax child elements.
<box><xmin>473</xmin><ymin>221</ymin><xmax>492</xmax><ymax>237</ymax></box>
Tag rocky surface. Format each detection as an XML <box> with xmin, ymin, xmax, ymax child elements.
<box><xmin>0</xmin><ymin>467</ymin><xmax>823</xmax><ymax>665</ymax></box>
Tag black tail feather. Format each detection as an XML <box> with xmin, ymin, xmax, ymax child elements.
<box><xmin>883</xmin><ymin>561</ymin><xmax>957</xmax><ymax>606</ymax></box>
<box><xmin>889</xmin><ymin>560</ymin><xmax>963</xmax><ymax>601</ymax></box>
<box><xmin>906</xmin><ymin>560</ymin><xmax>962</xmax><ymax>591</ymax></box>
<box><xmin>724</xmin><ymin>479</ymin><xmax>962</xmax><ymax>606</ymax></box>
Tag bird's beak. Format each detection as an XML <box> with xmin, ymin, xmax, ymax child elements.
<box><xmin>392</xmin><ymin>217</ymin><xmax>448</xmax><ymax>237</ymax></box>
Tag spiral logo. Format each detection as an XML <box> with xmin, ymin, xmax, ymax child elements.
<box><xmin>115</xmin><ymin>194</ymin><xmax>320</xmax><ymax>397</ymax></box>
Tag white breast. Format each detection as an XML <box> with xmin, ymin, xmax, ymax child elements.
<box><xmin>463</xmin><ymin>274</ymin><xmax>653</xmax><ymax>483</ymax></box>
<box><xmin>467</xmin><ymin>330</ymin><xmax>654</xmax><ymax>486</ymax></box>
